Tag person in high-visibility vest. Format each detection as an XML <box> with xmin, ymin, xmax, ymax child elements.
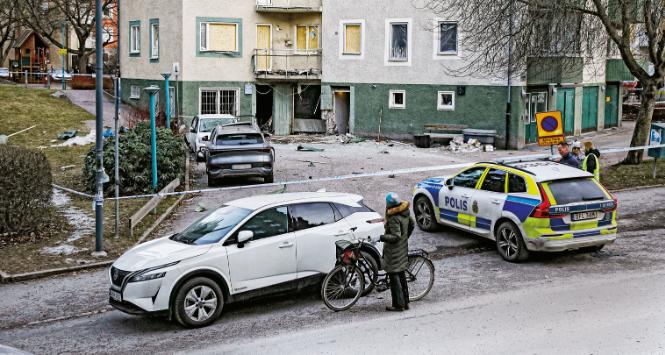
<box><xmin>583</xmin><ymin>141</ymin><xmax>601</xmax><ymax>181</ymax></box>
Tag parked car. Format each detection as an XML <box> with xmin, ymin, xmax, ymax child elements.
<box><xmin>186</xmin><ymin>114</ymin><xmax>238</xmax><ymax>161</ymax></box>
<box><xmin>109</xmin><ymin>192</ymin><xmax>385</xmax><ymax>327</ymax></box>
<box><xmin>50</xmin><ymin>69</ymin><xmax>72</xmax><ymax>81</ymax></box>
<box><xmin>413</xmin><ymin>160</ymin><xmax>618</xmax><ymax>262</ymax></box>
<box><xmin>0</xmin><ymin>67</ymin><xmax>9</xmax><ymax>79</ymax></box>
<box><xmin>204</xmin><ymin>122</ymin><xmax>275</xmax><ymax>186</ymax></box>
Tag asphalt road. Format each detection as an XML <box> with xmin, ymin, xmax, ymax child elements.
<box><xmin>1</xmin><ymin>186</ymin><xmax>665</xmax><ymax>354</ymax></box>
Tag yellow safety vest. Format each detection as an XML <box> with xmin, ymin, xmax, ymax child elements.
<box><xmin>583</xmin><ymin>153</ymin><xmax>600</xmax><ymax>181</ymax></box>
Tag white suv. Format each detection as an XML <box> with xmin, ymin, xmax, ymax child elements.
<box><xmin>109</xmin><ymin>192</ymin><xmax>384</xmax><ymax>327</ymax></box>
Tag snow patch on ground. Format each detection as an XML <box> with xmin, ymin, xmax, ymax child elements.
<box><xmin>51</xmin><ymin>130</ymin><xmax>96</xmax><ymax>147</ymax></box>
<box><xmin>41</xmin><ymin>189</ymin><xmax>95</xmax><ymax>256</ymax></box>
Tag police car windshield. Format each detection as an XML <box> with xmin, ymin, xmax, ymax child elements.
<box><xmin>547</xmin><ymin>178</ymin><xmax>606</xmax><ymax>205</ymax></box>
<box><xmin>171</xmin><ymin>205</ymin><xmax>252</xmax><ymax>245</ymax></box>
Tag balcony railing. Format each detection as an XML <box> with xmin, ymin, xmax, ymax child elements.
<box><xmin>255</xmin><ymin>0</ymin><xmax>322</xmax><ymax>12</ymax></box>
<box><xmin>253</xmin><ymin>49</ymin><xmax>322</xmax><ymax>80</ymax></box>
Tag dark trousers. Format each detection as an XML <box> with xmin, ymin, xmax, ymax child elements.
<box><xmin>388</xmin><ymin>271</ymin><xmax>409</xmax><ymax>309</ymax></box>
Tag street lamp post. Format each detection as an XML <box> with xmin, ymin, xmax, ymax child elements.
<box><xmin>161</xmin><ymin>72</ymin><xmax>171</xmax><ymax>129</ymax></box>
<box><xmin>93</xmin><ymin>0</ymin><xmax>106</xmax><ymax>256</ymax></box>
<box><xmin>61</xmin><ymin>22</ymin><xmax>66</xmax><ymax>90</ymax></box>
<box><xmin>144</xmin><ymin>85</ymin><xmax>160</xmax><ymax>190</ymax></box>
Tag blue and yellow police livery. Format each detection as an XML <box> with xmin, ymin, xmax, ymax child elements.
<box><xmin>412</xmin><ymin>161</ymin><xmax>618</xmax><ymax>262</ymax></box>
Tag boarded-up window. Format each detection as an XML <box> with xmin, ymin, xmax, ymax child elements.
<box><xmin>344</xmin><ymin>24</ymin><xmax>361</xmax><ymax>54</ymax></box>
<box><xmin>296</xmin><ymin>25</ymin><xmax>319</xmax><ymax>51</ymax></box>
<box><xmin>390</xmin><ymin>23</ymin><xmax>408</xmax><ymax>61</ymax></box>
<box><xmin>438</xmin><ymin>23</ymin><xmax>457</xmax><ymax>54</ymax></box>
<box><xmin>309</xmin><ymin>26</ymin><xmax>319</xmax><ymax>50</ymax></box>
<box><xmin>296</xmin><ymin>26</ymin><xmax>308</xmax><ymax>50</ymax></box>
<box><xmin>201</xmin><ymin>23</ymin><xmax>238</xmax><ymax>52</ymax></box>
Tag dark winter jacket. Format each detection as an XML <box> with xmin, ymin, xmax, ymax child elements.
<box><xmin>380</xmin><ymin>202</ymin><xmax>415</xmax><ymax>273</ymax></box>
<box><xmin>559</xmin><ymin>152</ymin><xmax>581</xmax><ymax>168</ymax></box>
<box><xmin>584</xmin><ymin>149</ymin><xmax>601</xmax><ymax>173</ymax></box>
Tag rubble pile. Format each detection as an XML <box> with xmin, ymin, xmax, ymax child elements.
<box><xmin>447</xmin><ymin>137</ymin><xmax>494</xmax><ymax>153</ymax></box>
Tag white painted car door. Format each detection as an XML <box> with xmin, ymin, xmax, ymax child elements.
<box><xmin>290</xmin><ymin>203</ymin><xmax>353</xmax><ymax>278</ymax></box>
<box><xmin>470</xmin><ymin>168</ymin><xmax>508</xmax><ymax>237</ymax></box>
<box><xmin>225</xmin><ymin>206</ymin><xmax>297</xmax><ymax>293</ymax></box>
<box><xmin>439</xmin><ymin>166</ymin><xmax>487</xmax><ymax>230</ymax></box>
<box><xmin>187</xmin><ymin>117</ymin><xmax>198</xmax><ymax>150</ymax></box>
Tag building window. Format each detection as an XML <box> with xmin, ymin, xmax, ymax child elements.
<box><xmin>295</xmin><ymin>25</ymin><xmax>319</xmax><ymax>52</ymax></box>
<box><xmin>389</xmin><ymin>90</ymin><xmax>406</xmax><ymax>109</ymax></box>
<box><xmin>130</xmin><ymin>85</ymin><xmax>140</xmax><ymax>99</ymax></box>
<box><xmin>342</xmin><ymin>22</ymin><xmax>362</xmax><ymax>55</ymax></box>
<box><xmin>438</xmin><ymin>22</ymin><xmax>458</xmax><ymax>55</ymax></box>
<box><xmin>200</xmin><ymin>22</ymin><xmax>238</xmax><ymax>52</ymax></box>
<box><xmin>389</xmin><ymin>22</ymin><xmax>408</xmax><ymax>61</ymax></box>
<box><xmin>150</xmin><ymin>20</ymin><xmax>159</xmax><ymax>60</ymax></box>
<box><xmin>129</xmin><ymin>22</ymin><xmax>140</xmax><ymax>55</ymax></box>
<box><xmin>199</xmin><ymin>88</ymin><xmax>239</xmax><ymax>115</ymax></box>
<box><xmin>437</xmin><ymin>91</ymin><xmax>455</xmax><ymax>111</ymax></box>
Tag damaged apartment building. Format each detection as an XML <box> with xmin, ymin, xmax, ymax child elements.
<box><xmin>120</xmin><ymin>0</ymin><xmax>630</xmax><ymax>148</ymax></box>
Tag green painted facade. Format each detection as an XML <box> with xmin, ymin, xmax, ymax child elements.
<box><xmin>606</xmin><ymin>58</ymin><xmax>636</xmax><ymax>82</ymax></box>
<box><xmin>527</xmin><ymin>57</ymin><xmax>584</xmax><ymax>85</ymax></box>
<box><xmin>324</xmin><ymin>82</ymin><xmax>524</xmax><ymax>148</ymax></box>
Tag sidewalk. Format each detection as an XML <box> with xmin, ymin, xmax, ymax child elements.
<box><xmin>62</xmin><ymin>90</ymin><xmax>129</xmax><ymax>130</ymax></box>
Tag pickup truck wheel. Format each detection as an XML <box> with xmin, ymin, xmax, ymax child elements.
<box><xmin>496</xmin><ymin>221</ymin><xmax>529</xmax><ymax>262</ymax></box>
<box><xmin>414</xmin><ymin>196</ymin><xmax>438</xmax><ymax>232</ymax></box>
<box><xmin>174</xmin><ymin>277</ymin><xmax>224</xmax><ymax>328</ymax></box>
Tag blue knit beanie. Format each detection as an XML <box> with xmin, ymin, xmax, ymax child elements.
<box><xmin>386</xmin><ymin>192</ymin><xmax>401</xmax><ymax>207</ymax></box>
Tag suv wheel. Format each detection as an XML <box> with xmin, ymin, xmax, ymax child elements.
<box><xmin>414</xmin><ymin>196</ymin><xmax>437</xmax><ymax>232</ymax></box>
<box><xmin>264</xmin><ymin>173</ymin><xmax>274</xmax><ymax>184</ymax></box>
<box><xmin>174</xmin><ymin>277</ymin><xmax>224</xmax><ymax>328</ymax></box>
<box><xmin>495</xmin><ymin>221</ymin><xmax>529</xmax><ymax>262</ymax></box>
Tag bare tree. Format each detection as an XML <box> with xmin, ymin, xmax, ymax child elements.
<box><xmin>18</xmin><ymin>0</ymin><xmax>116</xmax><ymax>73</ymax></box>
<box><xmin>421</xmin><ymin>0</ymin><xmax>664</xmax><ymax>163</ymax></box>
<box><xmin>0</xmin><ymin>0</ymin><xmax>19</xmax><ymax>66</ymax></box>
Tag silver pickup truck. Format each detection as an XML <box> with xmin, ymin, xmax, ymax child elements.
<box><xmin>203</xmin><ymin>122</ymin><xmax>275</xmax><ymax>186</ymax></box>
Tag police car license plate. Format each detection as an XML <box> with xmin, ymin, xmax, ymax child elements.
<box><xmin>232</xmin><ymin>164</ymin><xmax>252</xmax><ymax>170</ymax></box>
<box><xmin>571</xmin><ymin>211</ymin><xmax>597</xmax><ymax>221</ymax></box>
<box><xmin>109</xmin><ymin>289</ymin><xmax>122</xmax><ymax>302</ymax></box>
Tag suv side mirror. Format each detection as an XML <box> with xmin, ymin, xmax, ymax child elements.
<box><xmin>202</xmin><ymin>136</ymin><xmax>209</xmax><ymax>142</ymax></box>
<box><xmin>238</xmin><ymin>230</ymin><xmax>253</xmax><ymax>244</ymax></box>
<box><xmin>190</xmin><ymin>127</ymin><xmax>196</xmax><ymax>133</ymax></box>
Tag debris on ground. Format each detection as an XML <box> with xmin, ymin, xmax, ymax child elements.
<box><xmin>60</xmin><ymin>165</ymin><xmax>76</xmax><ymax>171</ymax></box>
<box><xmin>297</xmin><ymin>145</ymin><xmax>325</xmax><ymax>152</ymax></box>
<box><xmin>51</xmin><ymin>130</ymin><xmax>95</xmax><ymax>147</ymax></box>
<box><xmin>57</xmin><ymin>130</ymin><xmax>78</xmax><ymax>140</ymax></box>
<box><xmin>194</xmin><ymin>202</ymin><xmax>207</xmax><ymax>212</ymax></box>
<box><xmin>51</xmin><ymin>90</ymin><xmax>66</xmax><ymax>98</ymax></box>
<box><xmin>298</xmin><ymin>159</ymin><xmax>328</xmax><ymax>165</ymax></box>
<box><xmin>0</xmin><ymin>135</ymin><xmax>6</xmax><ymax>145</ymax></box>
<box><xmin>484</xmin><ymin>145</ymin><xmax>495</xmax><ymax>152</ymax></box>
<box><xmin>380</xmin><ymin>150</ymin><xmax>389</xmax><ymax>154</ymax></box>
<box><xmin>341</xmin><ymin>133</ymin><xmax>366</xmax><ymax>144</ymax></box>
<box><xmin>447</xmin><ymin>136</ymin><xmax>484</xmax><ymax>153</ymax></box>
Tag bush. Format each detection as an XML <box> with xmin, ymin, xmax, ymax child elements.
<box><xmin>0</xmin><ymin>145</ymin><xmax>53</xmax><ymax>234</ymax></box>
<box><xmin>83</xmin><ymin>122</ymin><xmax>185</xmax><ymax>196</ymax></box>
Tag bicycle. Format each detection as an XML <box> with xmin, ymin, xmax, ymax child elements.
<box><xmin>321</xmin><ymin>237</ymin><xmax>435</xmax><ymax>312</ymax></box>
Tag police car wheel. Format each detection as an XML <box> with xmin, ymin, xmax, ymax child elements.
<box><xmin>496</xmin><ymin>222</ymin><xmax>529</xmax><ymax>262</ymax></box>
<box><xmin>414</xmin><ymin>196</ymin><xmax>437</xmax><ymax>232</ymax></box>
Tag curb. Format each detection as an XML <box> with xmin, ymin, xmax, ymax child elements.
<box><xmin>609</xmin><ymin>184</ymin><xmax>665</xmax><ymax>193</ymax></box>
<box><xmin>0</xmin><ymin>195</ymin><xmax>186</xmax><ymax>284</ymax></box>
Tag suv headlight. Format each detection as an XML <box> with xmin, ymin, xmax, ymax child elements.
<box><xmin>128</xmin><ymin>261</ymin><xmax>179</xmax><ymax>283</ymax></box>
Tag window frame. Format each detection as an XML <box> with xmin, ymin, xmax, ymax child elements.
<box><xmin>480</xmin><ymin>168</ymin><xmax>507</xmax><ymax>194</ymax></box>
<box><xmin>451</xmin><ymin>166</ymin><xmax>487</xmax><ymax>189</ymax></box>
<box><xmin>437</xmin><ymin>91</ymin><xmax>455</xmax><ymax>111</ymax></box>
<box><xmin>435</xmin><ymin>21</ymin><xmax>459</xmax><ymax>57</ymax></box>
<box><xmin>294</xmin><ymin>24</ymin><xmax>320</xmax><ymax>53</ymax></box>
<box><xmin>198</xmin><ymin>87</ymin><xmax>240</xmax><ymax>116</ymax></box>
<box><xmin>196</xmin><ymin>17</ymin><xmax>243</xmax><ymax>58</ymax></box>
<box><xmin>235</xmin><ymin>206</ymin><xmax>290</xmax><ymax>242</ymax></box>
<box><xmin>385</xmin><ymin>18</ymin><xmax>412</xmax><ymax>66</ymax></box>
<box><xmin>129</xmin><ymin>21</ymin><xmax>141</xmax><ymax>56</ymax></box>
<box><xmin>149</xmin><ymin>19</ymin><xmax>159</xmax><ymax>61</ymax></box>
<box><xmin>288</xmin><ymin>202</ymin><xmax>338</xmax><ymax>232</ymax></box>
<box><xmin>507</xmin><ymin>173</ymin><xmax>528</xmax><ymax>194</ymax></box>
<box><xmin>339</xmin><ymin>19</ymin><xmax>365</xmax><ymax>59</ymax></box>
<box><xmin>389</xmin><ymin>89</ymin><xmax>406</xmax><ymax>109</ymax></box>
<box><xmin>130</xmin><ymin>85</ymin><xmax>140</xmax><ymax>100</ymax></box>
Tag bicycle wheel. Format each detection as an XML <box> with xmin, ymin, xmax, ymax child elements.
<box><xmin>321</xmin><ymin>265</ymin><xmax>365</xmax><ymax>311</ymax></box>
<box><xmin>357</xmin><ymin>251</ymin><xmax>379</xmax><ymax>296</ymax></box>
<box><xmin>406</xmin><ymin>255</ymin><xmax>435</xmax><ymax>301</ymax></box>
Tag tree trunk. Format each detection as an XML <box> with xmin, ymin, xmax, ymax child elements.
<box><xmin>78</xmin><ymin>49</ymin><xmax>90</xmax><ymax>74</ymax></box>
<box><xmin>625</xmin><ymin>82</ymin><xmax>657</xmax><ymax>164</ymax></box>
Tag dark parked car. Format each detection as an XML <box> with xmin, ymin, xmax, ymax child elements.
<box><xmin>204</xmin><ymin>122</ymin><xmax>275</xmax><ymax>186</ymax></box>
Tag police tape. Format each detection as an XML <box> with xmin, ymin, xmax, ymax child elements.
<box><xmin>52</xmin><ymin>142</ymin><xmax>665</xmax><ymax>201</ymax></box>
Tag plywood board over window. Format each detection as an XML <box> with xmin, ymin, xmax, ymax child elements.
<box><xmin>209</xmin><ymin>23</ymin><xmax>237</xmax><ymax>52</ymax></box>
<box><xmin>296</xmin><ymin>25</ymin><xmax>319</xmax><ymax>52</ymax></box>
<box><xmin>344</xmin><ymin>24</ymin><xmax>361</xmax><ymax>54</ymax></box>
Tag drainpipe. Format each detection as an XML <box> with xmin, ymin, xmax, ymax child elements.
<box><xmin>505</xmin><ymin>0</ymin><xmax>514</xmax><ymax>150</ymax></box>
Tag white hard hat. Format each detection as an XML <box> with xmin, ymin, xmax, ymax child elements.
<box><xmin>572</xmin><ymin>141</ymin><xmax>582</xmax><ymax>149</ymax></box>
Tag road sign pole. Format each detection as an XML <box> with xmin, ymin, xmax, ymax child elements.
<box><xmin>61</xmin><ymin>22</ymin><xmax>66</xmax><ymax>90</ymax></box>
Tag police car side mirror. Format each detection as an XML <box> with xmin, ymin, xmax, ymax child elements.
<box><xmin>446</xmin><ymin>179</ymin><xmax>454</xmax><ymax>190</ymax></box>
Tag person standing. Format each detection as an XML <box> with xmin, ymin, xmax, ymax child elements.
<box><xmin>583</xmin><ymin>141</ymin><xmax>601</xmax><ymax>181</ymax></box>
<box><xmin>557</xmin><ymin>141</ymin><xmax>581</xmax><ymax>168</ymax></box>
<box><xmin>380</xmin><ymin>192</ymin><xmax>415</xmax><ymax>312</ymax></box>
<box><xmin>572</xmin><ymin>141</ymin><xmax>585</xmax><ymax>161</ymax></box>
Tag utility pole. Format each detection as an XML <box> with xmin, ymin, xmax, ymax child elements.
<box><xmin>93</xmin><ymin>0</ymin><xmax>107</xmax><ymax>256</ymax></box>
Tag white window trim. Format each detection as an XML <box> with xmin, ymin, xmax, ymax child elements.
<box><xmin>150</xmin><ymin>23</ymin><xmax>159</xmax><ymax>59</ymax></box>
<box><xmin>130</xmin><ymin>85</ymin><xmax>140</xmax><ymax>99</ymax></box>
<box><xmin>385</xmin><ymin>18</ymin><xmax>412</xmax><ymax>66</ymax></box>
<box><xmin>437</xmin><ymin>91</ymin><xmax>455</xmax><ymax>111</ymax></box>
<box><xmin>293</xmin><ymin>25</ymin><xmax>320</xmax><ymax>54</ymax></box>
<box><xmin>389</xmin><ymin>90</ymin><xmax>406</xmax><ymax>109</ymax></box>
<box><xmin>433</xmin><ymin>20</ymin><xmax>459</xmax><ymax>59</ymax></box>
<box><xmin>200</xmin><ymin>22</ymin><xmax>239</xmax><ymax>53</ymax></box>
<box><xmin>339</xmin><ymin>19</ymin><xmax>365</xmax><ymax>60</ymax></box>
<box><xmin>198</xmin><ymin>87</ymin><xmax>240</xmax><ymax>115</ymax></box>
<box><xmin>130</xmin><ymin>25</ymin><xmax>140</xmax><ymax>54</ymax></box>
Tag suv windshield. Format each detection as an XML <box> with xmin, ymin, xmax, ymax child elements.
<box><xmin>547</xmin><ymin>178</ymin><xmax>606</xmax><ymax>205</ymax></box>
<box><xmin>170</xmin><ymin>205</ymin><xmax>252</xmax><ymax>245</ymax></box>
<box><xmin>200</xmin><ymin>118</ymin><xmax>235</xmax><ymax>132</ymax></box>
<box><xmin>216</xmin><ymin>133</ymin><xmax>264</xmax><ymax>146</ymax></box>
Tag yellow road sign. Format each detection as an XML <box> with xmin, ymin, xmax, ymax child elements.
<box><xmin>535</xmin><ymin>110</ymin><xmax>565</xmax><ymax>146</ymax></box>
<box><xmin>58</xmin><ymin>48</ymin><xmax>67</xmax><ymax>56</ymax></box>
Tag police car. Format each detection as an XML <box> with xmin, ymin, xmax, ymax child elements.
<box><xmin>412</xmin><ymin>160</ymin><xmax>618</xmax><ymax>262</ymax></box>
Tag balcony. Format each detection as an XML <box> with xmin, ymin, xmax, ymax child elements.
<box><xmin>255</xmin><ymin>0</ymin><xmax>322</xmax><ymax>13</ymax></box>
<box><xmin>253</xmin><ymin>49</ymin><xmax>322</xmax><ymax>80</ymax></box>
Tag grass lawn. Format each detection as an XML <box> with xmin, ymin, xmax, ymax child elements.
<box><xmin>0</xmin><ymin>85</ymin><xmax>182</xmax><ymax>274</ymax></box>
<box><xmin>601</xmin><ymin>158</ymin><xmax>665</xmax><ymax>191</ymax></box>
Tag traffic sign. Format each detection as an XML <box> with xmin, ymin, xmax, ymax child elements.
<box><xmin>58</xmin><ymin>48</ymin><xmax>68</xmax><ymax>56</ymax></box>
<box><xmin>535</xmin><ymin>111</ymin><xmax>565</xmax><ymax>146</ymax></box>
